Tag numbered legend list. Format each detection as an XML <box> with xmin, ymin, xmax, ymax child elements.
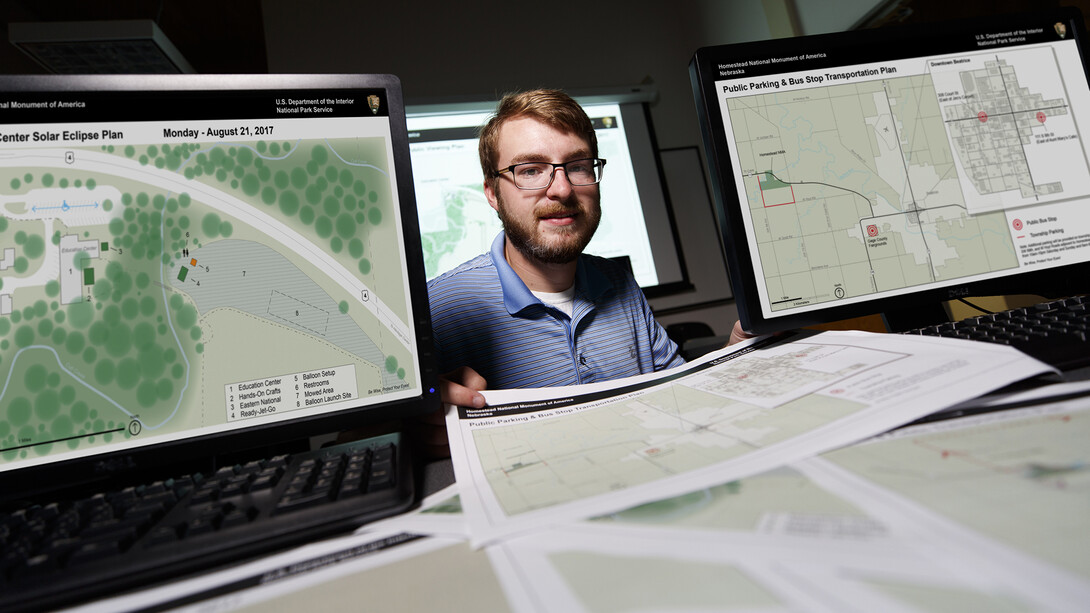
<box><xmin>225</xmin><ymin>364</ymin><xmax>359</xmax><ymax>422</ymax></box>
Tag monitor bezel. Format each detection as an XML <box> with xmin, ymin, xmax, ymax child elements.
<box><xmin>0</xmin><ymin>73</ymin><xmax>441</xmax><ymax>499</ymax></box>
<box><xmin>691</xmin><ymin>8</ymin><xmax>1090</xmax><ymax>334</ymax></box>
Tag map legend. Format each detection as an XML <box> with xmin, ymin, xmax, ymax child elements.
<box><xmin>225</xmin><ymin>365</ymin><xmax>358</xmax><ymax>421</ymax></box>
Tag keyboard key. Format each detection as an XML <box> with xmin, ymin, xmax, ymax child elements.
<box><xmin>220</xmin><ymin>508</ymin><xmax>255</xmax><ymax>529</ymax></box>
<box><xmin>67</xmin><ymin>541</ymin><xmax>122</xmax><ymax>566</ymax></box>
<box><xmin>143</xmin><ymin>525</ymin><xmax>183</xmax><ymax>547</ymax></box>
<box><xmin>275</xmin><ymin>490</ymin><xmax>332</xmax><ymax>513</ymax></box>
<box><xmin>185</xmin><ymin>516</ymin><xmax>219</xmax><ymax>538</ymax></box>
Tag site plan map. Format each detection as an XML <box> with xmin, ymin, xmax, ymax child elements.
<box><xmin>0</xmin><ymin>94</ymin><xmax>419</xmax><ymax>468</ymax></box>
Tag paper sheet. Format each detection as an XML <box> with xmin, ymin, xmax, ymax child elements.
<box><xmin>446</xmin><ymin>330</ymin><xmax>1053</xmax><ymax>544</ymax></box>
<box><xmin>493</xmin><ymin>397</ymin><xmax>1090</xmax><ymax>613</ymax></box>
<box><xmin>65</xmin><ymin>391</ymin><xmax>1088</xmax><ymax>613</ymax></box>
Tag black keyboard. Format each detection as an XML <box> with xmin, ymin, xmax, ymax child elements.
<box><xmin>0</xmin><ymin>433</ymin><xmax>414</xmax><ymax>612</ymax></box>
<box><xmin>902</xmin><ymin>296</ymin><xmax>1090</xmax><ymax>370</ymax></box>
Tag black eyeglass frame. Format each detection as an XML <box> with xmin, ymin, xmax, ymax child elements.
<box><xmin>492</xmin><ymin>158</ymin><xmax>607</xmax><ymax>190</ymax></box>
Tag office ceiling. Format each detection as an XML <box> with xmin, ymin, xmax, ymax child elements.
<box><xmin>3</xmin><ymin>1</ymin><xmax>1088</xmax><ymax>76</ymax></box>
<box><xmin>0</xmin><ymin>0</ymin><xmax>266</xmax><ymax>74</ymax></box>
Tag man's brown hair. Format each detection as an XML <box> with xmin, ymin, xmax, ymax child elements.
<box><xmin>478</xmin><ymin>89</ymin><xmax>598</xmax><ymax>189</ymax></box>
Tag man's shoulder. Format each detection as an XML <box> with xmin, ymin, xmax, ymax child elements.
<box><xmin>429</xmin><ymin>253</ymin><xmax>496</xmax><ymax>283</ymax></box>
<box><xmin>428</xmin><ymin>253</ymin><xmax>500</xmax><ymax>298</ymax></box>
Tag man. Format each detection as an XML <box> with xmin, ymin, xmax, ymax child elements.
<box><xmin>427</xmin><ymin>89</ymin><xmax>750</xmax><ymax>419</ymax></box>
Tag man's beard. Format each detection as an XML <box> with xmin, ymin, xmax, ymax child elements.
<box><xmin>496</xmin><ymin>193</ymin><xmax>601</xmax><ymax>265</ymax></box>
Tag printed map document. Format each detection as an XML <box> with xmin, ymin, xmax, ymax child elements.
<box><xmin>447</xmin><ymin>330</ymin><xmax>1053</xmax><ymax>544</ymax></box>
<box><xmin>502</xmin><ymin>396</ymin><xmax>1090</xmax><ymax>613</ymax></box>
<box><xmin>69</xmin><ymin>395</ymin><xmax>1087</xmax><ymax>613</ymax></box>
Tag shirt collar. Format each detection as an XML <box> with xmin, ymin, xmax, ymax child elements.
<box><xmin>493</xmin><ymin>231</ymin><xmax>611</xmax><ymax>315</ymax></box>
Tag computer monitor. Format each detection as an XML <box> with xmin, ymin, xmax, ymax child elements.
<box><xmin>406</xmin><ymin>87</ymin><xmax>690</xmax><ymax>297</ymax></box>
<box><xmin>691</xmin><ymin>8</ymin><xmax>1090</xmax><ymax>333</ymax></box>
<box><xmin>0</xmin><ymin>74</ymin><xmax>440</xmax><ymax>493</ymax></box>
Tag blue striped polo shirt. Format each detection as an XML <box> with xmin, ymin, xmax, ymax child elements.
<box><xmin>427</xmin><ymin>232</ymin><xmax>683</xmax><ymax>389</ymax></box>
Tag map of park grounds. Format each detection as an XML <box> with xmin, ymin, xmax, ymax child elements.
<box><xmin>0</xmin><ymin>132</ymin><xmax>416</xmax><ymax>462</ymax></box>
<box><xmin>724</xmin><ymin>48</ymin><xmax>1090</xmax><ymax>313</ymax></box>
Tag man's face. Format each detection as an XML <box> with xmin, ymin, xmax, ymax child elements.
<box><xmin>485</xmin><ymin>116</ymin><xmax>601</xmax><ymax>265</ymax></box>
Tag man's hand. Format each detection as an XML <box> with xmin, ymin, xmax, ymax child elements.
<box><xmin>412</xmin><ymin>367</ymin><xmax>488</xmax><ymax>460</ymax></box>
<box><xmin>727</xmin><ymin>320</ymin><xmax>755</xmax><ymax>346</ymax></box>
<box><xmin>440</xmin><ymin>366</ymin><xmax>487</xmax><ymax>408</ymax></box>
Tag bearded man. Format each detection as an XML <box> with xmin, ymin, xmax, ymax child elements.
<box><xmin>424</xmin><ymin>89</ymin><xmax>690</xmax><ymax>419</ymax></box>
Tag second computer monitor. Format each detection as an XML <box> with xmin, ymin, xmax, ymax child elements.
<box><xmin>692</xmin><ymin>8</ymin><xmax>1090</xmax><ymax>333</ymax></box>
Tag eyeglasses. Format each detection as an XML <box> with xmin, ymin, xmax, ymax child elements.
<box><xmin>493</xmin><ymin>158</ymin><xmax>606</xmax><ymax>190</ymax></box>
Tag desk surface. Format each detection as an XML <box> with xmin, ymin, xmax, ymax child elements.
<box><xmin>422</xmin><ymin>458</ymin><xmax>455</xmax><ymax>496</ymax></box>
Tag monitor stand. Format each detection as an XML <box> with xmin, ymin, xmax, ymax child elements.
<box><xmin>881</xmin><ymin>301</ymin><xmax>950</xmax><ymax>333</ymax></box>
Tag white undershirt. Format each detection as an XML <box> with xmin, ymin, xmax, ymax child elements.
<box><xmin>531</xmin><ymin>286</ymin><xmax>576</xmax><ymax>317</ymax></box>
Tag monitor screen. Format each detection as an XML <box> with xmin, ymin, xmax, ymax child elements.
<box><xmin>0</xmin><ymin>74</ymin><xmax>440</xmax><ymax>485</ymax></box>
<box><xmin>691</xmin><ymin>8</ymin><xmax>1090</xmax><ymax>333</ymax></box>
<box><xmin>406</xmin><ymin>88</ymin><xmax>690</xmax><ymax>296</ymax></box>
